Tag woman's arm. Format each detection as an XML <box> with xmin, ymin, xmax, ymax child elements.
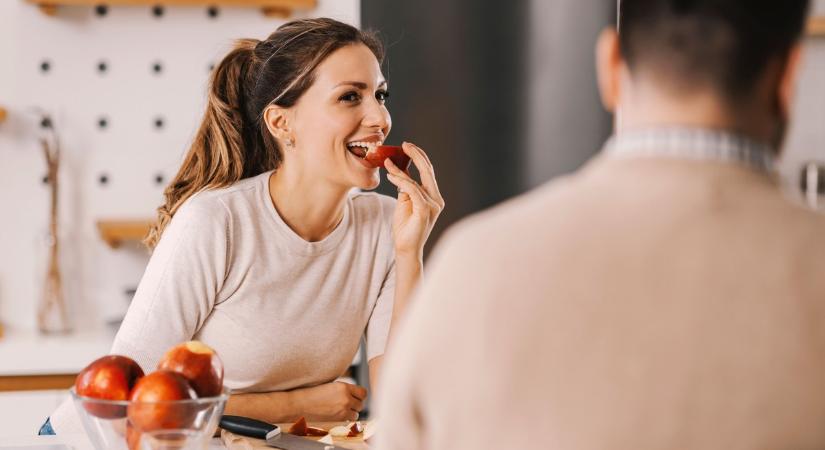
<box><xmin>225</xmin><ymin>381</ymin><xmax>367</xmax><ymax>423</ymax></box>
<box><xmin>371</xmin><ymin>142</ymin><xmax>443</xmax><ymax>390</ymax></box>
<box><xmin>369</xmin><ymin>253</ymin><xmax>423</xmax><ymax>392</ymax></box>
<box><xmin>112</xmin><ymin>202</ymin><xmax>229</xmax><ymax>371</ymax></box>
<box><xmin>389</xmin><ymin>254</ymin><xmax>424</xmax><ymax>339</ymax></box>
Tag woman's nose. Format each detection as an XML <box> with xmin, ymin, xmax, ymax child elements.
<box><xmin>363</xmin><ymin>101</ymin><xmax>391</xmax><ymax>132</ymax></box>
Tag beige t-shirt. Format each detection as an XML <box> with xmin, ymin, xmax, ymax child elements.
<box><xmin>51</xmin><ymin>170</ymin><xmax>396</xmax><ymax>433</ymax></box>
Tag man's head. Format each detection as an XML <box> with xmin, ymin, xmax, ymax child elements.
<box><xmin>597</xmin><ymin>0</ymin><xmax>810</xmax><ymax>146</ymax></box>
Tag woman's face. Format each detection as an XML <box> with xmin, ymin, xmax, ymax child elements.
<box><xmin>285</xmin><ymin>43</ymin><xmax>391</xmax><ymax>191</ymax></box>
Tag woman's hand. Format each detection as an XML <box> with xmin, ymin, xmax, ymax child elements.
<box><xmin>385</xmin><ymin>142</ymin><xmax>445</xmax><ymax>258</ymax></box>
<box><xmin>291</xmin><ymin>381</ymin><xmax>367</xmax><ymax>421</ymax></box>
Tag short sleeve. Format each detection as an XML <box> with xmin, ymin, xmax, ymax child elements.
<box><xmin>110</xmin><ymin>197</ymin><xmax>230</xmax><ymax>371</ymax></box>
<box><xmin>49</xmin><ymin>197</ymin><xmax>230</xmax><ymax>435</ymax></box>
<box><xmin>366</xmin><ymin>256</ymin><xmax>395</xmax><ymax>361</ymax></box>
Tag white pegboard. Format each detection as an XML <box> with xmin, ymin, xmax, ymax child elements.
<box><xmin>0</xmin><ymin>0</ymin><xmax>360</xmax><ymax>331</ymax></box>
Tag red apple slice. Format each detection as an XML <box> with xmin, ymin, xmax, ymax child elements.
<box><xmin>348</xmin><ymin>421</ymin><xmax>364</xmax><ymax>437</ymax></box>
<box><xmin>288</xmin><ymin>416</ymin><xmax>308</xmax><ymax>436</ymax></box>
<box><xmin>364</xmin><ymin>145</ymin><xmax>411</xmax><ymax>171</ymax></box>
<box><xmin>305</xmin><ymin>426</ymin><xmax>328</xmax><ymax>436</ymax></box>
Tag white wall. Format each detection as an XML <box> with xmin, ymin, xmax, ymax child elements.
<box><xmin>0</xmin><ymin>1</ymin><xmax>359</xmax><ymax>332</ymax></box>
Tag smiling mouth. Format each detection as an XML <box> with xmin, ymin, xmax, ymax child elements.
<box><xmin>346</xmin><ymin>141</ymin><xmax>382</xmax><ymax>159</ymax></box>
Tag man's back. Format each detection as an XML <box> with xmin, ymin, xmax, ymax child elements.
<box><xmin>377</xmin><ymin>151</ymin><xmax>825</xmax><ymax>449</ymax></box>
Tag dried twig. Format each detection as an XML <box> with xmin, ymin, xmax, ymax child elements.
<box><xmin>37</xmin><ymin>118</ymin><xmax>69</xmax><ymax>333</ymax></box>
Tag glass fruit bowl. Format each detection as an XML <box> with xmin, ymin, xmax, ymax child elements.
<box><xmin>70</xmin><ymin>387</ymin><xmax>229</xmax><ymax>450</ymax></box>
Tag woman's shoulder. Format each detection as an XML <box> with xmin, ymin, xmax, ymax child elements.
<box><xmin>181</xmin><ymin>171</ymin><xmax>271</xmax><ymax>215</ymax></box>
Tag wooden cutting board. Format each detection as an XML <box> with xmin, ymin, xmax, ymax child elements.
<box><xmin>221</xmin><ymin>421</ymin><xmax>369</xmax><ymax>450</ymax></box>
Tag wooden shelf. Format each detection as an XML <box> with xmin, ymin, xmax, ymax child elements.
<box><xmin>808</xmin><ymin>16</ymin><xmax>825</xmax><ymax>37</ymax></box>
<box><xmin>26</xmin><ymin>0</ymin><xmax>317</xmax><ymax>18</ymax></box>
<box><xmin>0</xmin><ymin>106</ymin><xmax>6</xmax><ymax>124</ymax></box>
<box><xmin>96</xmin><ymin>219</ymin><xmax>153</xmax><ymax>249</ymax></box>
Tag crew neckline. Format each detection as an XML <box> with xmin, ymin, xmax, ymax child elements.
<box><xmin>259</xmin><ymin>171</ymin><xmax>351</xmax><ymax>256</ymax></box>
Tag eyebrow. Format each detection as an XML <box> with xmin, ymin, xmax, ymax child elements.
<box><xmin>334</xmin><ymin>80</ymin><xmax>388</xmax><ymax>89</ymax></box>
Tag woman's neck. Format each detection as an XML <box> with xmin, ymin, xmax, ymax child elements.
<box><xmin>268</xmin><ymin>168</ymin><xmax>349</xmax><ymax>242</ymax></box>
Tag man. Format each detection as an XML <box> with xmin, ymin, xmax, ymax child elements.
<box><xmin>375</xmin><ymin>1</ymin><xmax>825</xmax><ymax>448</ymax></box>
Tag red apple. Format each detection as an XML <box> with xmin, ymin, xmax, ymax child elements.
<box><xmin>156</xmin><ymin>341</ymin><xmax>223</xmax><ymax>397</ymax></box>
<box><xmin>364</xmin><ymin>145</ymin><xmax>411</xmax><ymax>171</ymax></box>
<box><xmin>127</xmin><ymin>370</ymin><xmax>197</xmax><ymax>431</ymax></box>
<box><xmin>74</xmin><ymin>355</ymin><xmax>144</xmax><ymax>418</ymax></box>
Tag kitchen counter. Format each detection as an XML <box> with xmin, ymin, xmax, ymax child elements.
<box><xmin>2</xmin><ymin>424</ymin><xmax>368</xmax><ymax>449</ymax></box>
<box><xmin>0</xmin><ymin>433</ymin><xmax>226</xmax><ymax>449</ymax></box>
<box><xmin>0</xmin><ymin>326</ymin><xmax>113</xmax><ymax>391</ymax></box>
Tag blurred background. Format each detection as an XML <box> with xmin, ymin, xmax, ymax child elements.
<box><xmin>0</xmin><ymin>0</ymin><xmax>824</xmax><ymax>439</ymax></box>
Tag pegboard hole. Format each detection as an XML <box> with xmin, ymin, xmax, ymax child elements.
<box><xmin>98</xmin><ymin>116</ymin><xmax>108</xmax><ymax>130</ymax></box>
<box><xmin>95</xmin><ymin>4</ymin><xmax>108</xmax><ymax>17</ymax></box>
<box><xmin>152</xmin><ymin>5</ymin><xmax>164</xmax><ymax>18</ymax></box>
<box><xmin>98</xmin><ymin>174</ymin><xmax>109</xmax><ymax>186</ymax></box>
<box><xmin>154</xmin><ymin>173</ymin><xmax>165</xmax><ymax>185</ymax></box>
<box><xmin>154</xmin><ymin>117</ymin><xmax>165</xmax><ymax>130</ymax></box>
<box><xmin>40</xmin><ymin>116</ymin><xmax>53</xmax><ymax>129</ymax></box>
<box><xmin>152</xmin><ymin>61</ymin><xmax>164</xmax><ymax>75</ymax></box>
<box><xmin>97</xmin><ymin>60</ymin><xmax>108</xmax><ymax>74</ymax></box>
<box><xmin>207</xmin><ymin>6</ymin><xmax>220</xmax><ymax>18</ymax></box>
<box><xmin>40</xmin><ymin>60</ymin><xmax>51</xmax><ymax>74</ymax></box>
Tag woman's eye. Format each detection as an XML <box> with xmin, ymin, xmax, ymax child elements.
<box><xmin>376</xmin><ymin>90</ymin><xmax>390</xmax><ymax>102</ymax></box>
<box><xmin>339</xmin><ymin>92</ymin><xmax>361</xmax><ymax>103</ymax></box>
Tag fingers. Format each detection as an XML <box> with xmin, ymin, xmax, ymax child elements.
<box><xmin>348</xmin><ymin>395</ymin><xmax>365</xmax><ymax>412</ymax></box>
<box><xmin>385</xmin><ymin>159</ymin><xmax>433</xmax><ymax>202</ymax></box>
<box><xmin>399</xmin><ymin>142</ymin><xmax>444</xmax><ymax>208</ymax></box>
<box><xmin>347</xmin><ymin>384</ymin><xmax>368</xmax><ymax>400</ymax></box>
<box><xmin>387</xmin><ymin>171</ymin><xmax>433</xmax><ymax>216</ymax></box>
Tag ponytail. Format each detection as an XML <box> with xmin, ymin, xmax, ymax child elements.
<box><xmin>144</xmin><ymin>39</ymin><xmax>278</xmax><ymax>249</ymax></box>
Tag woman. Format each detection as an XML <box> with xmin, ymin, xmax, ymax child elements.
<box><xmin>45</xmin><ymin>17</ymin><xmax>442</xmax><ymax>434</ymax></box>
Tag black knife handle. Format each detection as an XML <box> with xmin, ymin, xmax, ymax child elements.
<box><xmin>220</xmin><ymin>415</ymin><xmax>278</xmax><ymax>440</ymax></box>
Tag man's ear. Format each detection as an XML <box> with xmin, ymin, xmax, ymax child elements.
<box><xmin>596</xmin><ymin>26</ymin><xmax>622</xmax><ymax>113</ymax></box>
<box><xmin>778</xmin><ymin>43</ymin><xmax>803</xmax><ymax>121</ymax></box>
<box><xmin>263</xmin><ymin>105</ymin><xmax>293</xmax><ymax>143</ymax></box>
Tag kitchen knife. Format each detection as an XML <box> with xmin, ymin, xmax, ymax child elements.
<box><xmin>220</xmin><ymin>415</ymin><xmax>348</xmax><ymax>450</ymax></box>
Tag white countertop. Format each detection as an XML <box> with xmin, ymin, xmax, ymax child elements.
<box><xmin>0</xmin><ymin>327</ymin><xmax>114</xmax><ymax>376</ymax></box>
<box><xmin>0</xmin><ymin>433</ymin><xmax>225</xmax><ymax>449</ymax></box>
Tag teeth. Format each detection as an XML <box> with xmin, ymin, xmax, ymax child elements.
<box><xmin>346</xmin><ymin>141</ymin><xmax>382</xmax><ymax>149</ymax></box>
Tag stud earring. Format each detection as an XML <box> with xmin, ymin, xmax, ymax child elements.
<box><xmin>285</xmin><ymin>138</ymin><xmax>294</xmax><ymax>148</ymax></box>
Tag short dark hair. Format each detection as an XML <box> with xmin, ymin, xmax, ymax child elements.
<box><xmin>618</xmin><ymin>0</ymin><xmax>810</xmax><ymax>100</ymax></box>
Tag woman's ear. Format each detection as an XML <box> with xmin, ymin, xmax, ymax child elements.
<box><xmin>263</xmin><ymin>105</ymin><xmax>294</xmax><ymax>146</ymax></box>
<box><xmin>596</xmin><ymin>26</ymin><xmax>622</xmax><ymax>113</ymax></box>
<box><xmin>778</xmin><ymin>43</ymin><xmax>803</xmax><ymax>122</ymax></box>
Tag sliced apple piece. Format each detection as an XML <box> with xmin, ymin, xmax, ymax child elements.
<box><xmin>288</xmin><ymin>416</ymin><xmax>308</xmax><ymax>436</ymax></box>
<box><xmin>364</xmin><ymin>145</ymin><xmax>411</xmax><ymax>171</ymax></box>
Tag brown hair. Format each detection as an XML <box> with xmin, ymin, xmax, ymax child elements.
<box><xmin>145</xmin><ymin>18</ymin><xmax>385</xmax><ymax>249</ymax></box>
